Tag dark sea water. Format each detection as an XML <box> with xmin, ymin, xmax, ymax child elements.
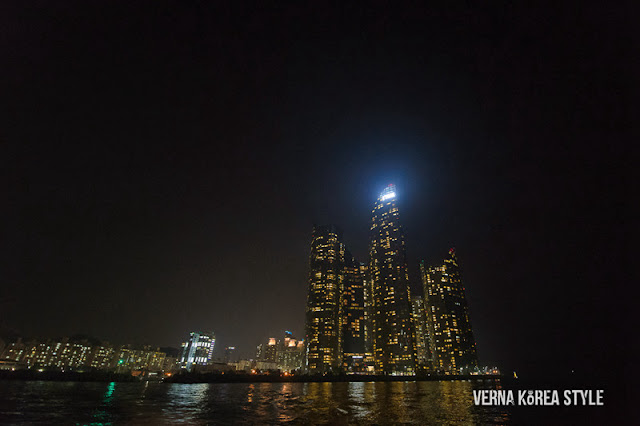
<box><xmin>0</xmin><ymin>379</ymin><xmax>620</xmax><ymax>425</ymax></box>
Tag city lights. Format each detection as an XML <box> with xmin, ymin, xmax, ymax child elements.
<box><xmin>2</xmin><ymin>185</ymin><xmax>479</xmax><ymax>379</ymax></box>
<box><xmin>380</xmin><ymin>191</ymin><xmax>396</xmax><ymax>201</ymax></box>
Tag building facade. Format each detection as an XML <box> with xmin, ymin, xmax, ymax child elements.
<box><xmin>87</xmin><ymin>344</ymin><xmax>117</xmax><ymax>370</ymax></box>
<box><xmin>342</xmin><ymin>251</ymin><xmax>367</xmax><ymax>372</ymax></box>
<box><xmin>0</xmin><ymin>338</ymin><xmax>171</xmax><ymax>374</ymax></box>
<box><xmin>114</xmin><ymin>346</ymin><xmax>166</xmax><ymax>373</ymax></box>
<box><xmin>278</xmin><ymin>333</ymin><xmax>306</xmax><ymax>373</ymax></box>
<box><xmin>179</xmin><ymin>331</ymin><xmax>216</xmax><ymax>371</ymax></box>
<box><xmin>368</xmin><ymin>184</ymin><xmax>417</xmax><ymax>375</ymax></box>
<box><xmin>360</xmin><ymin>263</ymin><xmax>376</xmax><ymax>371</ymax></box>
<box><xmin>256</xmin><ymin>338</ymin><xmax>279</xmax><ymax>363</ymax></box>
<box><xmin>22</xmin><ymin>340</ymin><xmax>92</xmax><ymax>370</ymax></box>
<box><xmin>1</xmin><ymin>339</ymin><xmax>27</xmax><ymax>362</ymax></box>
<box><xmin>305</xmin><ymin>225</ymin><xmax>345</xmax><ymax>373</ymax></box>
<box><xmin>421</xmin><ymin>249</ymin><xmax>478</xmax><ymax>374</ymax></box>
<box><xmin>411</xmin><ymin>296</ymin><xmax>433</xmax><ymax>372</ymax></box>
<box><xmin>255</xmin><ymin>333</ymin><xmax>306</xmax><ymax>372</ymax></box>
<box><xmin>223</xmin><ymin>347</ymin><xmax>236</xmax><ymax>364</ymax></box>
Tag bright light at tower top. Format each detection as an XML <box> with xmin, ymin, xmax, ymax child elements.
<box><xmin>380</xmin><ymin>184</ymin><xmax>397</xmax><ymax>201</ymax></box>
<box><xmin>381</xmin><ymin>192</ymin><xmax>396</xmax><ymax>201</ymax></box>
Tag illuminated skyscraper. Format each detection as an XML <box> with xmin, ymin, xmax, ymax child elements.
<box><xmin>179</xmin><ymin>331</ymin><xmax>215</xmax><ymax>371</ymax></box>
<box><xmin>421</xmin><ymin>249</ymin><xmax>478</xmax><ymax>374</ymax></box>
<box><xmin>368</xmin><ymin>184</ymin><xmax>417</xmax><ymax>375</ymax></box>
<box><xmin>361</xmin><ymin>262</ymin><xmax>375</xmax><ymax>370</ymax></box>
<box><xmin>342</xmin><ymin>251</ymin><xmax>366</xmax><ymax>372</ymax></box>
<box><xmin>305</xmin><ymin>225</ymin><xmax>345</xmax><ymax>373</ymax></box>
<box><xmin>411</xmin><ymin>296</ymin><xmax>433</xmax><ymax>371</ymax></box>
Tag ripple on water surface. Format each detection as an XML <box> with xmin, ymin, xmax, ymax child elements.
<box><xmin>0</xmin><ymin>379</ymin><xmax>511</xmax><ymax>424</ymax></box>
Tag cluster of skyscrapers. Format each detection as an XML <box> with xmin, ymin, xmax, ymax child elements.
<box><xmin>1</xmin><ymin>185</ymin><xmax>479</xmax><ymax>378</ymax></box>
<box><xmin>304</xmin><ymin>184</ymin><xmax>478</xmax><ymax>376</ymax></box>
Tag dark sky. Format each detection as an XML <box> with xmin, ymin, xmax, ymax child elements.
<box><xmin>0</xmin><ymin>2</ymin><xmax>631</xmax><ymax>381</ymax></box>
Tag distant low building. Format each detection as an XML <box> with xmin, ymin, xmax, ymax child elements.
<box><xmin>255</xmin><ymin>361</ymin><xmax>278</xmax><ymax>371</ymax></box>
<box><xmin>114</xmin><ymin>346</ymin><xmax>167</xmax><ymax>373</ymax></box>
<box><xmin>0</xmin><ymin>338</ymin><xmax>181</xmax><ymax>374</ymax></box>
<box><xmin>21</xmin><ymin>338</ymin><xmax>92</xmax><ymax>371</ymax></box>
<box><xmin>223</xmin><ymin>346</ymin><xmax>236</xmax><ymax>364</ymax></box>
<box><xmin>88</xmin><ymin>345</ymin><xmax>117</xmax><ymax>370</ymax></box>
<box><xmin>234</xmin><ymin>359</ymin><xmax>254</xmax><ymax>372</ymax></box>
<box><xmin>1</xmin><ymin>339</ymin><xmax>27</xmax><ymax>362</ymax></box>
<box><xmin>256</xmin><ymin>332</ymin><xmax>305</xmax><ymax>373</ymax></box>
<box><xmin>162</xmin><ymin>356</ymin><xmax>178</xmax><ymax>373</ymax></box>
<box><xmin>0</xmin><ymin>359</ymin><xmax>21</xmax><ymax>371</ymax></box>
<box><xmin>192</xmin><ymin>362</ymin><xmax>234</xmax><ymax>373</ymax></box>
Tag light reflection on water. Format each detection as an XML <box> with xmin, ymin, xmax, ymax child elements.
<box><xmin>92</xmin><ymin>381</ymin><xmax>116</xmax><ymax>424</ymax></box>
<box><xmin>0</xmin><ymin>379</ymin><xmax>509</xmax><ymax>424</ymax></box>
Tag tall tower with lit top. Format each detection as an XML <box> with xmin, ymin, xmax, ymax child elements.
<box><xmin>368</xmin><ymin>184</ymin><xmax>417</xmax><ymax>375</ymax></box>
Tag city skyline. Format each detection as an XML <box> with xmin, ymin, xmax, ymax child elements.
<box><xmin>0</xmin><ymin>183</ymin><xmax>481</xmax><ymax>373</ymax></box>
<box><xmin>1</xmin><ymin>2</ymin><xmax>627</xmax><ymax>383</ymax></box>
<box><xmin>302</xmin><ymin>184</ymin><xmax>480</xmax><ymax>376</ymax></box>
<box><xmin>1</xmin><ymin>183</ymin><xmax>483</xmax><ymax>378</ymax></box>
<box><xmin>0</xmin><ymin>170</ymin><xmax>623</xmax><ymax>374</ymax></box>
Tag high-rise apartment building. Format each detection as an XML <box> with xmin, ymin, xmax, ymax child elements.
<box><xmin>411</xmin><ymin>296</ymin><xmax>433</xmax><ymax>371</ymax></box>
<box><xmin>114</xmin><ymin>346</ymin><xmax>166</xmax><ymax>373</ymax></box>
<box><xmin>305</xmin><ymin>224</ymin><xmax>345</xmax><ymax>373</ymax></box>
<box><xmin>342</xmin><ymin>251</ymin><xmax>366</xmax><ymax>372</ymax></box>
<box><xmin>368</xmin><ymin>184</ymin><xmax>417</xmax><ymax>375</ymax></box>
<box><xmin>255</xmin><ymin>332</ymin><xmax>305</xmax><ymax>372</ymax></box>
<box><xmin>361</xmin><ymin>262</ymin><xmax>375</xmax><ymax>370</ymax></box>
<box><xmin>420</xmin><ymin>249</ymin><xmax>478</xmax><ymax>374</ymax></box>
<box><xmin>1</xmin><ymin>339</ymin><xmax>26</xmax><ymax>362</ymax></box>
<box><xmin>179</xmin><ymin>331</ymin><xmax>216</xmax><ymax>371</ymax></box>
<box><xmin>88</xmin><ymin>344</ymin><xmax>117</xmax><ymax>370</ymax></box>
<box><xmin>0</xmin><ymin>338</ymin><xmax>177</xmax><ymax>374</ymax></box>
<box><xmin>22</xmin><ymin>339</ymin><xmax>92</xmax><ymax>370</ymax></box>
<box><xmin>278</xmin><ymin>333</ymin><xmax>306</xmax><ymax>373</ymax></box>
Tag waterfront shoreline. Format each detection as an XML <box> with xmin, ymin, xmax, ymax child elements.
<box><xmin>166</xmin><ymin>373</ymin><xmax>503</xmax><ymax>384</ymax></box>
<box><xmin>0</xmin><ymin>370</ymin><xmax>502</xmax><ymax>383</ymax></box>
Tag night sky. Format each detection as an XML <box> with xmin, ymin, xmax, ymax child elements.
<box><xmin>1</xmin><ymin>2</ymin><xmax>630</xmax><ymax>381</ymax></box>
